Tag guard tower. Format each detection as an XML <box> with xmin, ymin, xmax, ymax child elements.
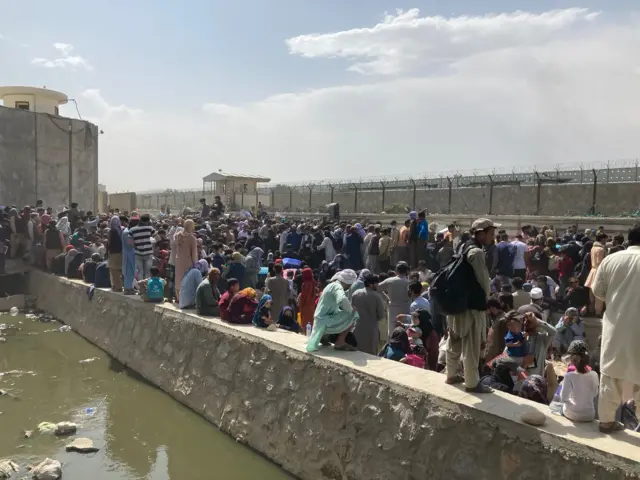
<box><xmin>0</xmin><ymin>86</ymin><xmax>68</xmax><ymax>115</ymax></box>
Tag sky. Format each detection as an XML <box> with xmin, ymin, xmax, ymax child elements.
<box><xmin>1</xmin><ymin>1</ymin><xmax>639</xmax><ymax>191</ymax></box>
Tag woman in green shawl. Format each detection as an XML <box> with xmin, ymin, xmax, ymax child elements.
<box><xmin>307</xmin><ymin>269</ymin><xmax>359</xmax><ymax>352</ymax></box>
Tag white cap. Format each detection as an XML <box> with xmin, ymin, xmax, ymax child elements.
<box><xmin>530</xmin><ymin>287</ymin><xmax>544</xmax><ymax>300</ymax></box>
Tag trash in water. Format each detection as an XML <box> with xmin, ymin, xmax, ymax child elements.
<box><xmin>85</xmin><ymin>407</ymin><xmax>96</xmax><ymax>415</ymax></box>
<box><xmin>79</xmin><ymin>357</ymin><xmax>98</xmax><ymax>364</ymax></box>
<box><xmin>58</xmin><ymin>325</ymin><xmax>72</xmax><ymax>332</ymax></box>
<box><xmin>0</xmin><ymin>324</ymin><xmax>6</xmax><ymax>331</ymax></box>
<box><xmin>25</xmin><ymin>314</ymin><xmax>38</xmax><ymax>319</ymax></box>
<box><xmin>9</xmin><ymin>307</ymin><xmax>18</xmax><ymax>316</ymax></box>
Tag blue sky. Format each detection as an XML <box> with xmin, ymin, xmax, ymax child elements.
<box><xmin>1</xmin><ymin>2</ymin><xmax>639</xmax><ymax>190</ymax></box>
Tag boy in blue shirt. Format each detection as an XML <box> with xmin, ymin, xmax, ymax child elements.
<box><xmin>504</xmin><ymin>316</ymin><xmax>527</xmax><ymax>365</ymax></box>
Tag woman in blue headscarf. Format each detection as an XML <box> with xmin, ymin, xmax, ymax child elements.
<box><xmin>252</xmin><ymin>294</ymin><xmax>275</xmax><ymax>329</ymax></box>
<box><xmin>122</xmin><ymin>218</ymin><xmax>137</xmax><ymax>294</ymax></box>
<box><xmin>179</xmin><ymin>259</ymin><xmax>209</xmax><ymax>309</ymax></box>
<box><xmin>244</xmin><ymin>247</ymin><xmax>264</xmax><ymax>288</ymax></box>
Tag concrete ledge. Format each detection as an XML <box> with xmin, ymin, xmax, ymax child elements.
<box><xmin>29</xmin><ymin>270</ymin><xmax>640</xmax><ymax>480</ymax></box>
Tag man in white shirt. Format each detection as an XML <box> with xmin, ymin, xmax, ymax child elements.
<box><xmin>511</xmin><ymin>234</ymin><xmax>528</xmax><ymax>279</ymax></box>
<box><xmin>408</xmin><ymin>280</ymin><xmax>431</xmax><ymax>313</ymax></box>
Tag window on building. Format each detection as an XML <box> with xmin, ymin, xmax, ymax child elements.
<box><xmin>243</xmin><ymin>184</ymin><xmax>248</xmax><ymax>192</ymax></box>
<box><xmin>54</xmin><ymin>106</ymin><xmax>59</xmax><ymax>116</ymax></box>
<box><xmin>15</xmin><ymin>101</ymin><xmax>30</xmax><ymax>110</ymax></box>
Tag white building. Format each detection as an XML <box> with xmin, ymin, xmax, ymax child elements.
<box><xmin>0</xmin><ymin>86</ymin><xmax>68</xmax><ymax>115</ymax></box>
<box><xmin>0</xmin><ymin>85</ymin><xmax>98</xmax><ymax>210</ymax></box>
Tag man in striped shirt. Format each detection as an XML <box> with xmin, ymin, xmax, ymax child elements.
<box><xmin>129</xmin><ymin>214</ymin><xmax>155</xmax><ymax>280</ymax></box>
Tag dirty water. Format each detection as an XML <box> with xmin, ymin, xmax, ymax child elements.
<box><xmin>0</xmin><ymin>313</ymin><xmax>292</xmax><ymax>479</ymax></box>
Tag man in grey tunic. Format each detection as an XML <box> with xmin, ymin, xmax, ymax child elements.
<box><xmin>445</xmin><ymin>218</ymin><xmax>495</xmax><ymax>393</ymax></box>
<box><xmin>352</xmin><ymin>274</ymin><xmax>386</xmax><ymax>355</ymax></box>
<box><xmin>378</xmin><ymin>262</ymin><xmax>411</xmax><ymax>339</ymax></box>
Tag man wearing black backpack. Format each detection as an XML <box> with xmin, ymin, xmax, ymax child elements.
<box><xmin>444</xmin><ymin>218</ymin><xmax>495</xmax><ymax>393</ymax></box>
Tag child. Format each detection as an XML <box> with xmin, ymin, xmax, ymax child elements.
<box><xmin>252</xmin><ymin>294</ymin><xmax>277</xmax><ymax>330</ymax></box>
<box><xmin>277</xmin><ymin>306</ymin><xmax>301</xmax><ymax>333</ymax></box>
<box><xmin>504</xmin><ymin>316</ymin><xmax>526</xmax><ymax>365</ymax></box>
<box><xmin>560</xmin><ymin>340</ymin><xmax>599</xmax><ymax>423</ymax></box>
<box><xmin>137</xmin><ymin>266</ymin><xmax>166</xmax><ymax>303</ymax></box>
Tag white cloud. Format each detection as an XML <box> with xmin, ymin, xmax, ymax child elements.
<box><xmin>69</xmin><ymin>9</ymin><xmax>640</xmax><ymax>192</ymax></box>
<box><xmin>31</xmin><ymin>42</ymin><xmax>91</xmax><ymax>70</ymax></box>
<box><xmin>286</xmin><ymin>8</ymin><xmax>600</xmax><ymax>75</ymax></box>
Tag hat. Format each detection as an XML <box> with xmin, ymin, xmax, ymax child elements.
<box><xmin>471</xmin><ymin>218</ymin><xmax>501</xmax><ymax>230</ymax></box>
<box><xmin>408</xmin><ymin>326</ymin><xmax>423</xmax><ymax>336</ymax></box>
<box><xmin>567</xmin><ymin>340</ymin><xmax>589</xmax><ymax>356</ymax></box>
<box><xmin>330</xmin><ymin>269</ymin><xmax>358</xmax><ymax>285</ymax></box>
<box><xmin>565</xmin><ymin>307</ymin><xmax>579</xmax><ymax>318</ymax></box>
<box><xmin>530</xmin><ymin>287</ymin><xmax>544</xmax><ymax>300</ymax></box>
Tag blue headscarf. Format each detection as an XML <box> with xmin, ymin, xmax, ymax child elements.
<box><xmin>409</xmin><ymin>211</ymin><xmax>418</xmax><ymax>220</ymax></box>
<box><xmin>252</xmin><ymin>294</ymin><xmax>272</xmax><ymax>328</ymax></box>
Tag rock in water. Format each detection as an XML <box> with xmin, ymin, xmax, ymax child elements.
<box><xmin>24</xmin><ymin>430</ymin><xmax>33</xmax><ymax>439</ymax></box>
<box><xmin>36</xmin><ymin>422</ymin><xmax>56</xmax><ymax>434</ymax></box>
<box><xmin>65</xmin><ymin>437</ymin><xmax>99</xmax><ymax>453</ymax></box>
<box><xmin>0</xmin><ymin>459</ymin><xmax>19</xmax><ymax>479</ymax></box>
<box><xmin>54</xmin><ymin>422</ymin><xmax>77</xmax><ymax>436</ymax></box>
<box><xmin>521</xmin><ymin>409</ymin><xmax>546</xmax><ymax>426</ymax></box>
<box><xmin>30</xmin><ymin>458</ymin><xmax>61</xmax><ymax>480</ymax></box>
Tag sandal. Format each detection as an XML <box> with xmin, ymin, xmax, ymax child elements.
<box><xmin>334</xmin><ymin>344</ymin><xmax>357</xmax><ymax>352</ymax></box>
<box><xmin>445</xmin><ymin>375</ymin><xmax>465</xmax><ymax>385</ymax></box>
<box><xmin>465</xmin><ymin>383</ymin><xmax>493</xmax><ymax>394</ymax></box>
<box><xmin>599</xmin><ymin>421</ymin><xmax>625</xmax><ymax>434</ymax></box>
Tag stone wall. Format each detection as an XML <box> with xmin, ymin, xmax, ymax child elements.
<box><xmin>29</xmin><ymin>271</ymin><xmax>640</xmax><ymax>480</ymax></box>
<box><xmin>264</xmin><ymin>183</ymin><xmax>640</xmax><ymax>216</ymax></box>
<box><xmin>0</xmin><ymin>105</ymin><xmax>98</xmax><ymax>211</ymax></box>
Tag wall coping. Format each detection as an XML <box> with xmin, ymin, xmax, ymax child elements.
<box><xmin>31</xmin><ymin>271</ymin><xmax>640</xmax><ymax>472</ymax></box>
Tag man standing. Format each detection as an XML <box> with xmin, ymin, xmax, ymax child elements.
<box><xmin>592</xmin><ymin>223</ymin><xmax>640</xmax><ymax>433</ymax></box>
<box><xmin>130</xmin><ymin>213</ymin><xmax>155</xmax><ymax>280</ymax></box>
<box><xmin>389</xmin><ymin>220</ymin><xmax>400</xmax><ymax>266</ymax></box>
<box><xmin>352</xmin><ymin>275</ymin><xmax>386</xmax><ymax>355</ymax></box>
<box><xmin>200</xmin><ymin>198</ymin><xmax>211</xmax><ymax>219</ymax></box>
<box><xmin>511</xmin><ymin>234</ymin><xmax>527</xmax><ymax>280</ymax></box>
<box><xmin>265</xmin><ymin>263</ymin><xmax>290</xmax><ymax>322</ymax></box>
<box><xmin>445</xmin><ymin>218</ymin><xmax>494</xmax><ymax>393</ymax></box>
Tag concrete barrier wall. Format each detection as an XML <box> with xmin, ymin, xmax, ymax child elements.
<box><xmin>29</xmin><ymin>271</ymin><xmax>640</xmax><ymax>480</ymax></box>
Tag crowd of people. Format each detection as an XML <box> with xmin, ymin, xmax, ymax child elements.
<box><xmin>4</xmin><ymin>196</ymin><xmax>639</xmax><ymax>434</ymax></box>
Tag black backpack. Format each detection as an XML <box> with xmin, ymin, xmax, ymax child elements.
<box><xmin>430</xmin><ymin>243</ymin><xmax>478</xmax><ymax>315</ymax></box>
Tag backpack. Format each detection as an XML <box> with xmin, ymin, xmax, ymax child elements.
<box><xmin>147</xmin><ymin>277</ymin><xmax>164</xmax><ymax>301</ymax></box>
<box><xmin>430</xmin><ymin>243</ymin><xmax>479</xmax><ymax>315</ymax></box>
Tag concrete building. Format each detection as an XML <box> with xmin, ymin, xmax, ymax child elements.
<box><xmin>202</xmin><ymin>170</ymin><xmax>271</xmax><ymax>208</ymax></box>
<box><xmin>0</xmin><ymin>86</ymin><xmax>68</xmax><ymax>115</ymax></box>
<box><xmin>0</xmin><ymin>86</ymin><xmax>99</xmax><ymax>211</ymax></box>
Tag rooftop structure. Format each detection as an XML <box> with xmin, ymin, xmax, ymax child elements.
<box><xmin>0</xmin><ymin>86</ymin><xmax>68</xmax><ymax>115</ymax></box>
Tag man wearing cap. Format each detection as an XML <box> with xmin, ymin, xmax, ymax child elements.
<box><xmin>517</xmin><ymin>289</ymin><xmax>557</xmax><ymax>376</ymax></box>
<box><xmin>445</xmin><ymin>218</ymin><xmax>495</xmax><ymax>393</ymax></box>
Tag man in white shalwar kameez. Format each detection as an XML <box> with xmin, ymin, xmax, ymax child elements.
<box><xmin>592</xmin><ymin>224</ymin><xmax>640</xmax><ymax>433</ymax></box>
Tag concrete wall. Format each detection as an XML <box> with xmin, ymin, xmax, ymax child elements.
<box><xmin>108</xmin><ymin>192</ymin><xmax>137</xmax><ymax>213</ymax></box>
<box><xmin>257</xmin><ymin>183</ymin><xmax>640</xmax><ymax>216</ymax></box>
<box><xmin>29</xmin><ymin>271</ymin><xmax>640</xmax><ymax>480</ymax></box>
<box><xmin>0</xmin><ymin>105</ymin><xmax>98</xmax><ymax>211</ymax></box>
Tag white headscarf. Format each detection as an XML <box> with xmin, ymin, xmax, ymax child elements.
<box><xmin>331</xmin><ymin>269</ymin><xmax>358</xmax><ymax>285</ymax></box>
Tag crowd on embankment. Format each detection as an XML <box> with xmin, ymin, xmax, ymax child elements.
<box><xmin>3</xmin><ymin>197</ymin><xmax>640</xmax><ymax>435</ymax></box>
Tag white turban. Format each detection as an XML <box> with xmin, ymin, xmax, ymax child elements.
<box><xmin>331</xmin><ymin>269</ymin><xmax>358</xmax><ymax>285</ymax></box>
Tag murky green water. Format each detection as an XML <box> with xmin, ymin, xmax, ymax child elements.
<box><xmin>0</xmin><ymin>313</ymin><xmax>292</xmax><ymax>479</ymax></box>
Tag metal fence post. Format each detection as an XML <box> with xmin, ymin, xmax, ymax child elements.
<box><xmin>270</xmin><ymin>188</ymin><xmax>275</xmax><ymax>208</ymax></box>
<box><xmin>380</xmin><ymin>181</ymin><xmax>386</xmax><ymax>212</ymax></box>
<box><xmin>446</xmin><ymin>177</ymin><xmax>453</xmax><ymax>214</ymax></box>
<box><xmin>410</xmin><ymin>179</ymin><xmax>416</xmax><ymax>210</ymax></box>
<box><xmin>288</xmin><ymin>186</ymin><xmax>293</xmax><ymax>210</ymax></box>
<box><xmin>488</xmin><ymin>174</ymin><xmax>494</xmax><ymax>215</ymax></box>
<box><xmin>351</xmin><ymin>183</ymin><xmax>358</xmax><ymax>212</ymax></box>
<box><xmin>591</xmin><ymin>169</ymin><xmax>598</xmax><ymax>214</ymax></box>
<box><xmin>328</xmin><ymin>184</ymin><xmax>335</xmax><ymax>204</ymax></box>
<box><xmin>534</xmin><ymin>171</ymin><xmax>542</xmax><ymax>215</ymax></box>
<box><xmin>307</xmin><ymin>184</ymin><xmax>313</xmax><ymax>210</ymax></box>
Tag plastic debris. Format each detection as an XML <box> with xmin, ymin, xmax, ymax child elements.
<box><xmin>58</xmin><ymin>325</ymin><xmax>72</xmax><ymax>332</ymax></box>
<box><xmin>79</xmin><ymin>357</ymin><xmax>98</xmax><ymax>364</ymax></box>
<box><xmin>9</xmin><ymin>307</ymin><xmax>18</xmax><ymax>316</ymax></box>
<box><xmin>85</xmin><ymin>407</ymin><xmax>96</xmax><ymax>415</ymax></box>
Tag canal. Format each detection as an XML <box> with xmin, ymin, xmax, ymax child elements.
<box><xmin>0</xmin><ymin>312</ymin><xmax>292</xmax><ymax>479</ymax></box>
